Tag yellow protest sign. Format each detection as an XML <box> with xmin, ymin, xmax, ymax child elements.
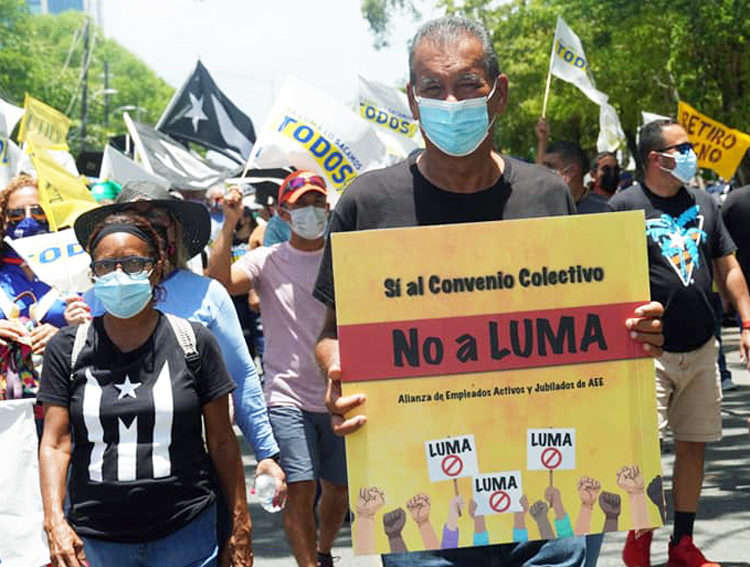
<box><xmin>677</xmin><ymin>101</ymin><xmax>750</xmax><ymax>179</ymax></box>
<box><xmin>29</xmin><ymin>143</ymin><xmax>96</xmax><ymax>231</ymax></box>
<box><xmin>17</xmin><ymin>94</ymin><xmax>71</xmax><ymax>149</ymax></box>
<box><xmin>332</xmin><ymin>212</ymin><xmax>662</xmax><ymax>553</ymax></box>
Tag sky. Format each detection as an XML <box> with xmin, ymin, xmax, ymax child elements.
<box><xmin>99</xmin><ymin>0</ymin><xmax>442</xmax><ymax>130</ymax></box>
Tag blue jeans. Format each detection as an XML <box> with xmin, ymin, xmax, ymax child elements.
<box><xmin>381</xmin><ymin>536</ymin><xmax>586</xmax><ymax>567</ymax></box>
<box><xmin>82</xmin><ymin>503</ymin><xmax>218</xmax><ymax>567</ymax></box>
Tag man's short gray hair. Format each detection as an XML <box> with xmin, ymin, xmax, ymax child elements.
<box><xmin>408</xmin><ymin>15</ymin><xmax>500</xmax><ymax>84</ymax></box>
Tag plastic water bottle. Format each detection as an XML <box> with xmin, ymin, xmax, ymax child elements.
<box><xmin>253</xmin><ymin>474</ymin><xmax>282</xmax><ymax>513</ymax></box>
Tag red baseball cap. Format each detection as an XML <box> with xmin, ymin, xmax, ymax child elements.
<box><xmin>277</xmin><ymin>171</ymin><xmax>327</xmax><ymax>206</ymax></box>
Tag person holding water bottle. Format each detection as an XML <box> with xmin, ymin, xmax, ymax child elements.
<box><xmin>209</xmin><ymin>172</ymin><xmax>348</xmax><ymax>567</ymax></box>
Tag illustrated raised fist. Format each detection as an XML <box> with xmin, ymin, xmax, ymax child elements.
<box><xmin>577</xmin><ymin>476</ymin><xmax>601</xmax><ymax>507</ymax></box>
<box><xmin>647</xmin><ymin>475</ymin><xmax>667</xmax><ymax>523</ymax></box>
<box><xmin>617</xmin><ymin>465</ymin><xmax>645</xmax><ymax>495</ymax></box>
<box><xmin>529</xmin><ymin>499</ymin><xmax>549</xmax><ymax>520</ymax></box>
<box><xmin>599</xmin><ymin>491</ymin><xmax>621</xmax><ymax>517</ymax></box>
<box><xmin>357</xmin><ymin>487</ymin><xmax>385</xmax><ymax>519</ymax></box>
<box><xmin>519</xmin><ymin>494</ymin><xmax>529</xmax><ymax>513</ymax></box>
<box><xmin>406</xmin><ymin>493</ymin><xmax>432</xmax><ymax>526</ymax></box>
<box><xmin>383</xmin><ymin>507</ymin><xmax>407</xmax><ymax>538</ymax></box>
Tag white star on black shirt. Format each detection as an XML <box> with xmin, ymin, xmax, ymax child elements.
<box><xmin>114</xmin><ymin>376</ymin><xmax>142</xmax><ymax>400</ymax></box>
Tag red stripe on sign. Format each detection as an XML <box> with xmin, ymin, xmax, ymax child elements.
<box><xmin>338</xmin><ymin>302</ymin><xmax>649</xmax><ymax>382</ymax></box>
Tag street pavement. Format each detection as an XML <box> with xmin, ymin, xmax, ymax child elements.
<box><xmin>242</xmin><ymin>327</ymin><xmax>750</xmax><ymax>566</ymax></box>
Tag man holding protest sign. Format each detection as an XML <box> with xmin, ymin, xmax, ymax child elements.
<box><xmin>210</xmin><ymin>171</ymin><xmax>349</xmax><ymax>567</ymax></box>
<box><xmin>608</xmin><ymin>119</ymin><xmax>750</xmax><ymax>567</ymax></box>
<box><xmin>314</xmin><ymin>15</ymin><xmax>664</xmax><ymax>567</ymax></box>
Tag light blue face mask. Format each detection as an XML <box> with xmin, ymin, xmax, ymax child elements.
<box><xmin>289</xmin><ymin>205</ymin><xmax>328</xmax><ymax>240</ymax></box>
<box><xmin>93</xmin><ymin>270</ymin><xmax>153</xmax><ymax>319</ymax></box>
<box><xmin>660</xmin><ymin>148</ymin><xmax>698</xmax><ymax>184</ymax></box>
<box><xmin>415</xmin><ymin>87</ymin><xmax>495</xmax><ymax>157</ymax></box>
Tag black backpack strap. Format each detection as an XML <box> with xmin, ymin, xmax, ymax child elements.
<box><xmin>165</xmin><ymin>314</ymin><xmax>201</xmax><ymax>376</ymax></box>
<box><xmin>70</xmin><ymin>319</ymin><xmax>92</xmax><ymax>380</ymax></box>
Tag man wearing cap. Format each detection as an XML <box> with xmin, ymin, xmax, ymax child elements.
<box><xmin>313</xmin><ymin>15</ymin><xmax>665</xmax><ymax>567</ymax></box>
<box><xmin>609</xmin><ymin>119</ymin><xmax>750</xmax><ymax>567</ymax></box>
<box><xmin>210</xmin><ymin>171</ymin><xmax>348</xmax><ymax>567</ymax></box>
<box><xmin>68</xmin><ymin>180</ymin><xmax>286</xmax><ymax>550</ymax></box>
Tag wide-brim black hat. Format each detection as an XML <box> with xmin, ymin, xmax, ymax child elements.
<box><xmin>74</xmin><ymin>180</ymin><xmax>211</xmax><ymax>258</ymax></box>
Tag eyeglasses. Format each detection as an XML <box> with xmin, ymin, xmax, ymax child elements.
<box><xmin>91</xmin><ymin>256</ymin><xmax>155</xmax><ymax>277</ymax></box>
<box><xmin>657</xmin><ymin>142</ymin><xmax>694</xmax><ymax>155</ymax></box>
<box><xmin>286</xmin><ymin>175</ymin><xmax>326</xmax><ymax>192</ymax></box>
<box><xmin>6</xmin><ymin>205</ymin><xmax>47</xmax><ymax>223</ymax></box>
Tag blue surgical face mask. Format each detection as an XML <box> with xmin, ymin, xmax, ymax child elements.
<box><xmin>93</xmin><ymin>270</ymin><xmax>153</xmax><ymax>319</ymax></box>
<box><xmin>6</xmin><ymin>216</ymin><xmax>49</xmax><ymax>240</ymax></box>
<box><xmin>660</xmin><ymin>148</ymin><xmax>698</xmax><ymax>184</ymax></box>
<box><xmin>415</xmin><ymin>86</ymin><xmax>495</xmax><ymax>157</ymax></box>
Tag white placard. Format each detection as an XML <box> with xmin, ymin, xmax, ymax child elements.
<box><xmin>6</xmin><ymin>228</ymin><xmax>91</xmax><ymax>293</ymax></box>
<box><xmin>472</xmin><ymin>470</ymin><xmax>523</xmax><ymax>515</ymax></box>
<box><xmin>527</xmin><ymin>428</ymin><xmax>576</xmax><ymax>471</ymax></box>
<box><xmin>424</xmin><ymin>434</ymin><xmax>479</xmax><ymax>482</ymax></box>
<box><xmin>0</xmin><ymin>400</ymin><xmax>49</xmax><ymax>567</ymax></box>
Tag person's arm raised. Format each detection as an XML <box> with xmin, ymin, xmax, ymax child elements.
<box><xmin>208</xmin><ymin>186</ymin><xmax>253</xmax><ymax>296</ymax></box>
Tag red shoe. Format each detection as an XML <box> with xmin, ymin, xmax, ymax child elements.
<box><xmin>623</xmin><ymin>529</ymin><xmax>653</xmax><ymax>567</ymax></box>
<box><xmin>667</xmin><ymin>535</ymin><xmax>721</xmax><ymax>567</ymax></box>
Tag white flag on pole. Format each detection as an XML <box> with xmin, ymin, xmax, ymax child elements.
<box><xmin>0</xmin><ymin>97</ymin><xmax>25</xmax><ymax>135</ymax></box>
<box><xmin>549</xmin><ymin>17</ymin><xmax>607</xmax><ymax>105</ymax></box>
<box><xmin>100</xmin><ymin>145</ymin><xmax>169</xmax><ymax>188</ymax></box>
<box><xmin>549</xmin><ymin>16</ymin><xmax>626</xmax><ymax>151</ymax></box>
<box><xmin>246</xmin><ymin>76</ymin><xmax>389</xmax><ymax>197</ymax></box>
<box><xmin>598</xmin><ymin>102</ymin><xmax>626</xmax><ymax>153</ymax></box>
<box><xmin>0</xmin><ymin>98</ymin><xmax>25</xmax><ymax>186</ymax></box>
<box><xmin>357</xmin><ymin>76</ymin><xmax>423</xmax><ymax>159</ymax></box>
<box><xmin>641</xmin><ymin>111</ymin><xmax>671</xmax><ymax>126</ymax></box>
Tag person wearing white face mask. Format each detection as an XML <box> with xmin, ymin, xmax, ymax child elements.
<box><xmin>209</xmin><ymin>171</ymin><xmax>347</xmax><ymax>567</ymax></box>
<box><xmin>609</xmin><ymin>119</ymin><xmax>750</xmax><ymax>567</ymax></box>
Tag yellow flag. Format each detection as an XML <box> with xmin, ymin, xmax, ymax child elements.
<box><xmin>28</xmin><ymin>143</ymin><xmax>96</xmax><ymax>231</ymax></box>
<box><xmin>677</xmin><ymin>101</ymin><xmax>750</xmax><ymax>179</ymax></box>
<box><xmin>17</xmin><ymin>94</ymin><xmax>71</xmax><ymax>149</ymax></box>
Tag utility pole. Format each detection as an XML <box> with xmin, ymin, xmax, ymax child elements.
<box><xmin>103</xmin><ymin>60</ymin><xmax>110</xmax><ymax>126</ymax></box>
<box><xmin>80</xmin><ymin>17</ymin><xmax>90</xmax><ymax>156</ymax></box>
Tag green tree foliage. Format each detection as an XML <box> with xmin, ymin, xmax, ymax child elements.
<box><xmin>361</xmin><ymin>0</ymin><xmax>420</xmax><ymax>48</ymax></box>
<box><xmin>0</xmin><ymin>0</ymin><xmax>173</xmax><ymax>152</ymax></box>
<box><xmin>362</xmin><ymin>0</ymin><xmax>750</xmax><ymax>180</ymax></box>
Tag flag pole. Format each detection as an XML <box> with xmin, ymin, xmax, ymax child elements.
<box><xmin>542</xmin><ymin>66</ymin><xmax>553</xmax><ymax>119</ymax></box>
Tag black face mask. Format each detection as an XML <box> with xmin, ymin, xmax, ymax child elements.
<box><xmin>600</xmin><ymin>167</ymin><xmax>620</xmax><ymax>193</ymax></box>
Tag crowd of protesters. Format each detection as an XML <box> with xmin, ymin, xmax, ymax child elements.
<box><xmin>1</xmin><ymin>13</ymin><xmax>750</xmax><ymax>567</ymax></box>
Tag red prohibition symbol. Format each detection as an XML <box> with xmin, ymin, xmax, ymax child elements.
<box><xmin>489</xmin><ymin>490</ymin><xmax>511</xmax><ymax>513</ymax></box>
<box><xmin>441</xmin><ymin>454</ymin><xmax>464</xmax><ymax>477</ymax></box>
<box><xmin>541</xmin><ymin>447</ymin><xmax>563</xmax><ymax>470</ymax></box>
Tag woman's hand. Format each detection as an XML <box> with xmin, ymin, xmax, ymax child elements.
<box><xmin>31</xmin><ymin>322</ymin><xmax>59</xmax><ymax>354</ymax></box>
<box><xmin>64</xmin><ymin>296</ymin><xmax>91</xmax><ymax>326</ymax></box>
<box><xmin>219</xmin><ymin>515</ymin><xmax>253</xmax><ymax>566</ymax></box>
<box><xmin>46</xmin><ymin>519</ymin><xmax>87</xmax><ymax>567</ymax></box>
<box><xmin>0</xmin><ymin>318</ymin><xmax>28</xmax><ymax>347</ymax></box>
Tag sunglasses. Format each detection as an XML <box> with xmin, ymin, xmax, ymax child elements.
<box><xmin>657</xmin><ymin>142</ymin><xmax>694</xmax><ymax>155</ymax></box>
<box><xmin>285</xmin><ymin>175</ymin><xmax>326</xmax><ymax>192</ymax></box>
<box><xmin>91</xmin><ymin>256</ymin><xmax>155</xmax><ymax>278</ymax></box>
<box><xmin>6</xmin><ymin>205</ymin><xmax>47</xmax><ymax>223</ymax></box>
